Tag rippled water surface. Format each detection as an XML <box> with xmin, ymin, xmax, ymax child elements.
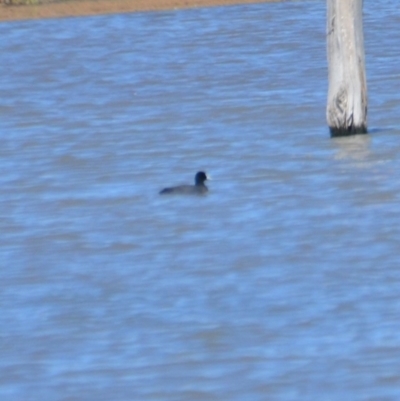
<box><xmin>1</xmin><ymin>1</ymin><xmax>400</xmax><ymax>400</ymax></box>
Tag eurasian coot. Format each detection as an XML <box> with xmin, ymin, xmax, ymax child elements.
<box><xmin>159</xmin><ymin>171</ymin><xmax>209</xmax><ymax>195</ymax></box>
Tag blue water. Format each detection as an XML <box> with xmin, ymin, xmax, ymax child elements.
<box><xmin>1</xmin><ymin>1</ymin><xmax>400</xmax><ymax>400</ymax></box>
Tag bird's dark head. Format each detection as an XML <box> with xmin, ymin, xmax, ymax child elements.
<box><xmin>195</xmin><ymin>171</ymin><xmax>208</xmax><ymax>185</ymax></box>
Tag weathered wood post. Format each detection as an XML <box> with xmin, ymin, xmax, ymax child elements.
<box><xmin>327</xmin><ymin>0</ymin><xmax>367</xmax><ymax>136</ymax></box>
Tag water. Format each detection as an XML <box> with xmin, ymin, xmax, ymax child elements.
<box><xmin>1</xmin><ymin>1</ymin><xmax>400</xmax><ymax>400</ymax></box>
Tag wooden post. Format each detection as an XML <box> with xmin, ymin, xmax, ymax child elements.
<box><xmin>327</xmin><ymin>0</ymin><xmax>367</xmax><ymax>136</ymax></box>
